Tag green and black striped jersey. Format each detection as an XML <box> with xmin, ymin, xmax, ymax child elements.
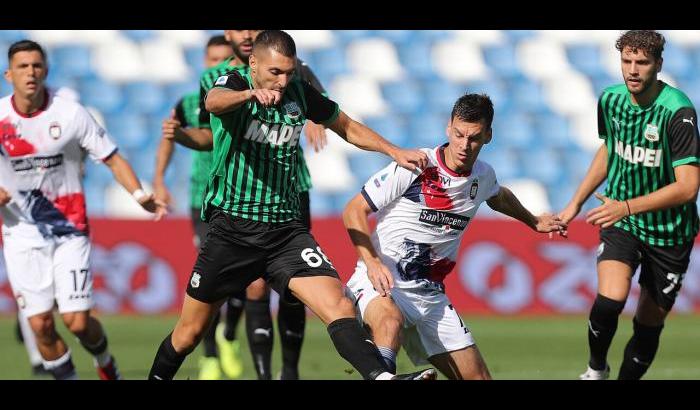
<box><xmin>202</xmin><ymin>69</ymin><xmax>339</xmax><ymax>223</ymax></box>
<box><xmin>598</xmin><ymin>81</ymin><xmax>700</xmax><ymax>246</ymax></box>
<box><xmin>198</xmin><ymin>58</ymin><xmax>324</xmax><ymax>193</ymax></box>
<box><xmin>173</xmin><ymin>92</ymin><xmax>213</xmax><ymax>209</ymax></box>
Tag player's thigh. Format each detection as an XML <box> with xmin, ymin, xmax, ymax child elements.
<box><xmin>636</xmin><ymin>240</ymin><xmax>693</xmax><ymax>323</ymax></box>
<box><xmin>53</xmin><ymin>236</ymin><xmax>93</xmax><ymax>315</ymax></box>
<box><xmin>187</xmin><ymin>210</ymin><xmax>266</xmax><ymax>304</ymax></box>
<box><xmin>417</xmin><ymin>297</ymin><xmax>476</xmax><ymax>371</ymax></box>
<box><xmin>596</xmin><ymin>227</ymin><xmax>641</xmax><ymax>301</ymax></box>
<box><xmin>429</xmin><ymin>345</ymin><xmax>491</xmax><ymax>380</ymax></box>
<box><xmin>363</xmin><ymin>295</ymin><xmax>403</xmax><ymax>347</ymax></box>
<box><xmin>2</xmin><ymin>239</ymin><xmax>56</xmax><ymax>317</ymax></box>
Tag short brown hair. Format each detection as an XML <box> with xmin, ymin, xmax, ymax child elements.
<box><xmin>615</xmin><ymin>30</ymin><xmax>665</xmax><ymax>60</ymax></box>
<box><xmin>8</xmin><ymin>40</ymin><xmax>46</xmax><ymax>64</ymax></box>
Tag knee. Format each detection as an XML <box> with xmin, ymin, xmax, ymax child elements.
<box><xmin>29</xmin><ymin>313</ymin><xmax>57</xmax><ymax>342</ymax></box>
<box><xmin>246</xmin><ymin>279</ymin><xmax>269</xmax><ymax>301</ymax></box>
<box><xmin>62</xmin><ymin>313</ymin><xmax>89</xmax><ymax>338</ymax></box>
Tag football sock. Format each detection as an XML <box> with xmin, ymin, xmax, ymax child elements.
<box><xmin>148</xmin><ymin>333</ymin><xmax>187</xmax><ymax>380</ymax></box>
<box><xmin>44</xmin><ymin>349</ymin><xmax>78</xmax><ymax>380</ymax></box>
<box><xmin>327</xmin><ymin>317</ymin><xmax>389</xmax><ymax>380</ymax></box>
<box><xmin>588</xmin><ymin>294</ymin><xmax>625</xmax><ymax>370</ymax></box>
<box><xmin>202</xmin><ymin>311</ymin><xmax>220</xmax><ymax>357</ymax></box>
<box><xmin>224</xmin><ymin>294</ymin><xmax>245</xmax><ymax>341</ymax></box>
<box><xmin>245</xmin><ymin>298</ymin><xmax>273</xmax><ymax>380</ymax></box>
<box><xmin>618</xmin><ymin>318</ymin><xmax>663</xmax><ymax>380</ymax></box>
<box><xmin>79</xmin><ymin>334</ymin><xmax>111</xmax><ymax>367</ymax></box>
<box><xmin>278</xmin><ymin>300</ymin><xmax>306</xmax><ymax>379</ymax></box>
<box><xmin>377</xmin><ymin>346</ymin><xmax>397</xmax><ymax>374</ymax></box>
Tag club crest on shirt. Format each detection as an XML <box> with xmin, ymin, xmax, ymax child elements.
<box><xmin>190</xmin><ymin>272</ymin><xmax>201</xmax><ymax>288</ymax></box>
<box><xmin>283</xmin><ymin>102</ymin><xmax>301</xmax><ymax>120</ymax></box>
<box><xmin>469</xmin><ymin>180</ymin><xmax>479</xmax><ymax>200</ymax></box>
<box><xmin>15</xmin><ymin>293</ymin><xmax>26</xmax><ymax>309</ymax></box>
<box><xmin>644</xmin><ymin>123</ymin><xmax>659</xmax><ymax>142</ymax></box>
<box><xmin>48</xmin><ymin>122</ymin><xmax>61</xmax><ymax>139</ymax></box>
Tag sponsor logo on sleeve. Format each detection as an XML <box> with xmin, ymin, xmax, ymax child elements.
<box><xmin>214</xmin><ymin>76</ymin><xmax>228</xmax><ymax>86</ymax></box>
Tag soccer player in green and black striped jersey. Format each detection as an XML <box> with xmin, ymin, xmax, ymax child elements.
<box><xmin>149</xmin><ymin>30</ymin><xmax>437</xmax><ymax>381</ymax></box>
<box><xmin>559</xmin><ymin>30</ymin><xmax>700</xmax><ymax>380</ymax></box>
<box><xmin>192</xmin><ymin>30</ymin><xmax>332</xmax><ymax>380</ymax></box>
<box><xmin>153</xmin><ymin>35</ymin><xmax>243</xmax><ymax>381</ymax></box>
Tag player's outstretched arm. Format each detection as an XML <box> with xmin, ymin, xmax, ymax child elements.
<box><xmin>163</xmin><ymin>113</ymin><xmax>214</xmax><ymax>151</ymax></box>
<box><xmin>343</xmin><ymin>193</ymin><xmax>394</xmax><ymax>296</ymax></box>
<box><xmin>559</xmin><ymin>143</ymin><xmax>608</xmax><ymax>224</ymax></box>
<box><xmin>104</xmin><ymin>152</ymin><xmax>167</xmax><ymax>220</ymax></box>
<box><xmin>328</xmin><ymin>111</ymin><xmax>427</xmax><ymax>171</ymax></box>
<box><xmin>487</xmin><ymin>187</ymin><xmax>566</xmax><ymax>234</ymax></box>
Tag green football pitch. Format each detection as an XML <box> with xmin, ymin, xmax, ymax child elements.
<box><xmin>1</xmin><ymin>314</ymin><xmax>698</xmax><ymax>380</ymax></box>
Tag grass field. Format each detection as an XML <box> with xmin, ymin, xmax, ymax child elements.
<box><xmin>1</xmin><ymin>314</ymin><xmax>698</xmax><ymax>380</ymax></box>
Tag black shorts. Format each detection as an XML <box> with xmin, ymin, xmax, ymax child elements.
<box><xmin>191</xmin><ymin>207</ymin><xmax>209</xmax><ymax>249</ymax></box>
<box><xmin>597</xmin><ymin>227</ymin><xmax>693</xmax><ymax>310</ymax></box>
<box><xmin>186</xmin><ymin>207</ymin><xmax>337</xmax><ymax>305</ymax></box>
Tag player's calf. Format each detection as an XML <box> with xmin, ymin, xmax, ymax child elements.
<box><xmin>618</xmin><ymin>318</ymin><xmax>663</xmax><ymax>380</ymax></box>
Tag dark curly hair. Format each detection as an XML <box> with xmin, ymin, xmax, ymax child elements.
<box><xmin>451</xmin><ymin>94</ymin><xmax>494</xmax><ymax>128</ymax></box>
<box><xmin>615</xmin><ymin>30</ymin><xmax>665</xmax><ymax>61</ymax></box>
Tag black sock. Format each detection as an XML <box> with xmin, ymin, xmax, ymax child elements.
<box><xmin>148</xmin><ymin>333</ymin><xmax>188</xmax><ymax>380</ymax></box>
<box><xmin>278</xmin><ymin>301</ymin><xmax>306</xmax><ymax>379</ymax></box>
<box><xmin>327</xmin><ymin>318</ymin><xmax>389</xmax><ymax>380</ymax></box>
<box><xmin>245</xmin><ymin>298</ymin><xmax>273</xmax><ymax>380</ymax></box>
<box><xmin>587</xmin><ymin>294</ymin><xmax>625</xmax><ymax>370</ymax></box>
<box><xmin>80</xmin><ymin>334</ymin><xmax>108</xmax><ymax>356</ymax></box>
<box><xmin>202</xmin><ymin>311</ymin><xmax>220</xmax><ymax>358</ymax></box>
<box><xmin>225</xmin><ymin>294</ymin><xmax>245</xmax><ymax>341</ymax></box>
<box><xmin>618</xmin><ymin>318</ymin><xmax>663</xmax><ymax>380</ymax></box>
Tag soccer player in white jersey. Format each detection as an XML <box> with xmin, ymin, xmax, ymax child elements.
<box><xmin>0</xmin><ymin>40</ymin><xmax>165</xmax><ymax>380</ymax></box>
<box><xmin>343</xmin><ymin>94</ymin><xmax>567</xmax><ymax>379</ymax></box>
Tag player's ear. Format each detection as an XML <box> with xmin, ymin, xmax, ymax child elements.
<box><xmin>484</xmin><ymin>127</ymin><xmax>493</xmax><ymax>145</ymax></box>
<box><xmin>3</xmin><ymin>68</ymin><xmax>9</xmax><ymax>83</ymax></box>
<box><xmin>249</xmin><ymin>54</ymin><xmax>257</xmax><ymax>72</ymax></box>
<box><xmin>656</xmin><ymin>57</ymin><xmax>663</xmax><ymax>74</ymax></box>
<box><xmin>445</xmin><ymin>118</ymin><xmax>452</xmax><ymax>138</ymax></box>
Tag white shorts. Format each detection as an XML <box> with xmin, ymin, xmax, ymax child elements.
<box><xmin>2</xmin><ymin>235</ymin><xmax>94</xmax><ymax>317</ymax></box>
<box><xmin>345</xmin><ymin>260</ymin><xmax>475</xmax><ymax>366</ymax></box>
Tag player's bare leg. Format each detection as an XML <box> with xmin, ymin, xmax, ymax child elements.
<box><xmin>245</xmin><ymin>278</ymin><xmax>273</xmax><ymax>379</ymax></box>
<box><xmin>362</xmin><ymin>296</ymin><xmax>403</xmax><ymax>373</ymax></box>
<box><xmin>62</xmin><ymin>310</ymin><xmax>121</xmax><ymax>380</ymax></box>
<box><xmin>618</xmin><ymin>286</ymin><xmax>669</xmax><ymax>380</ymax></box>
<box><xmin>149</xmin><ymin>294</ymin><xmax>224</xmax><ymax>380</ymax></box>
<box><xmin>288</xmin><ymin>275</ymin><xmax>435</xmax><ymax>380</ymax></box>
<box><xmin>580</xmin><ymin>260</ymin><xmax>633</xmax><ymax>380</ymax></box>
<box><xmin>28</xmin><ymin>311</ymin><xmax>77</xmax><ymax>379</ymax></box>
<box><xmin>429</xmin><ymin>345</ymin><xmax>491</xmax><ymax>380</ymax></box>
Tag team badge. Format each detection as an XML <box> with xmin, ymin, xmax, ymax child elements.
<box><xmin>644</xmin><ymin>123</ymin><xmax>659</xmax><ymax>142</ymax></box>
<box><xmin>48</xmin><ymin>122</ymin><xmax>61</xmax><ymax>139</ymax></box>
<box><xmin>283</xmin><ymin>102</ymin><xmax>301</xmax><ymax>120</ymax></box>
<box><xmin>469</xmin><ymin>181</ymin><xmax>479</xmax><ymax>199</ymax></box>
<box><xmin>190</xmin><ymin>272</ymin><xmax>201</xmax><ymax>288</ymax></box>
<box><xmin>16</xmin><ymin>293</ymin><xmax>26</xmax><ymax>309</ymax></box>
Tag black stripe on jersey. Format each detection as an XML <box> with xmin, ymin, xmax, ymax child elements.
<box><xmin>361</xmin><ymin>187</ymin><xmax>378</xmax><ymax>212</ymax></box>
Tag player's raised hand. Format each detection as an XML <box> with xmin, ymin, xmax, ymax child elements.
<box><xmin>250</xmin><ymin>89</ymin><xmax>282</xmax><ymax>107</ymax></box>
<box><xmin>162</xmin><ymin>110</ymin><xmax>181</xmax><ymax>140</ymax></box>
<box><xmin>534</xmin><ymin>213</ymin><xmax>567</xmax><ymax>238</ymax></box>
<box><xmin>305</xmin><ymin>121</ymin><xmax>328</xmax><ymax>153</ymax></box>
<box><xmin>0</xmin><ymin>187</ymin><xmax>11</xmax><ymax>206</ymax></box>
<box><xmin>365</xmin><ymin>258</ymin><xmax>394</xmax><ymax>297</ymax></box>
<box><xmin>585</xmin><ymin>192</ymin><xmax>629</xmax><ymax>228</ymax></box>
<box><xmin>391</xmin><ymin>148</ymin><xmax>428</xmax><ymax>171</ymax></box>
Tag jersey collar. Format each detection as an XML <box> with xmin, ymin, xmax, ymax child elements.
<box><xmin>11</xmin><ymin>89</ymin><xmax>49</xmax><ymax>119</ymax></box>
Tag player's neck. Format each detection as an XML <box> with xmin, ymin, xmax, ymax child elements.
<box><xmin>630</xmin><ymin>79</ymin><xmax>662</xmax><ymax>108</ymax></box>
<box><xmin>12</xmin><ymin>88</ymin><xmax>47</xmax><ymax>116</ymax></box>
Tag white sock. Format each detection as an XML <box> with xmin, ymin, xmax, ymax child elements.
<box><xmin>43</xmin><ymin>349</ymin><xmax>78</xmax><ymax>380</ymax></box>
<box><xmin>374</xmin><ymin>372</ymin><xmax>394</xmax><ymax>380</ymax></box>
<box><xmin>377</xmin><ymin>346</ymin><xmax>397</xmax><ymax>373</ymax></box>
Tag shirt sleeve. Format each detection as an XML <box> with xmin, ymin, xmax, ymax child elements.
<box><xmin>486</xmin><ymin>163</ymin><xmax>501</xmax><ymax>200</ymax></box>
<box><xmin>75</xmin><ymin>105</ymin><xmax>118</xmax><ymax>163</ymax></box>
<box><xmin>174</xmin><ymin>97</ymin><xmax>188</xmax><ymax>127</ymax></box>
<box><xmin>361</xmin><ymin>161</ymin><xmax>421</xmax><ymax>212</ymax></box>
<box><xmin>297</xmin><ymin>59</ymin><xmax>327</xmax><ymax>96</ymax></box>
<box><xmin>668</xmin><ymin>107</ymin><xmax>700</xmax><ymax>167</ymax></box>
<box><xmin>302</xmin><ymin>81</ymin><xmax>340</xmax><ymax>126</ymax></box>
